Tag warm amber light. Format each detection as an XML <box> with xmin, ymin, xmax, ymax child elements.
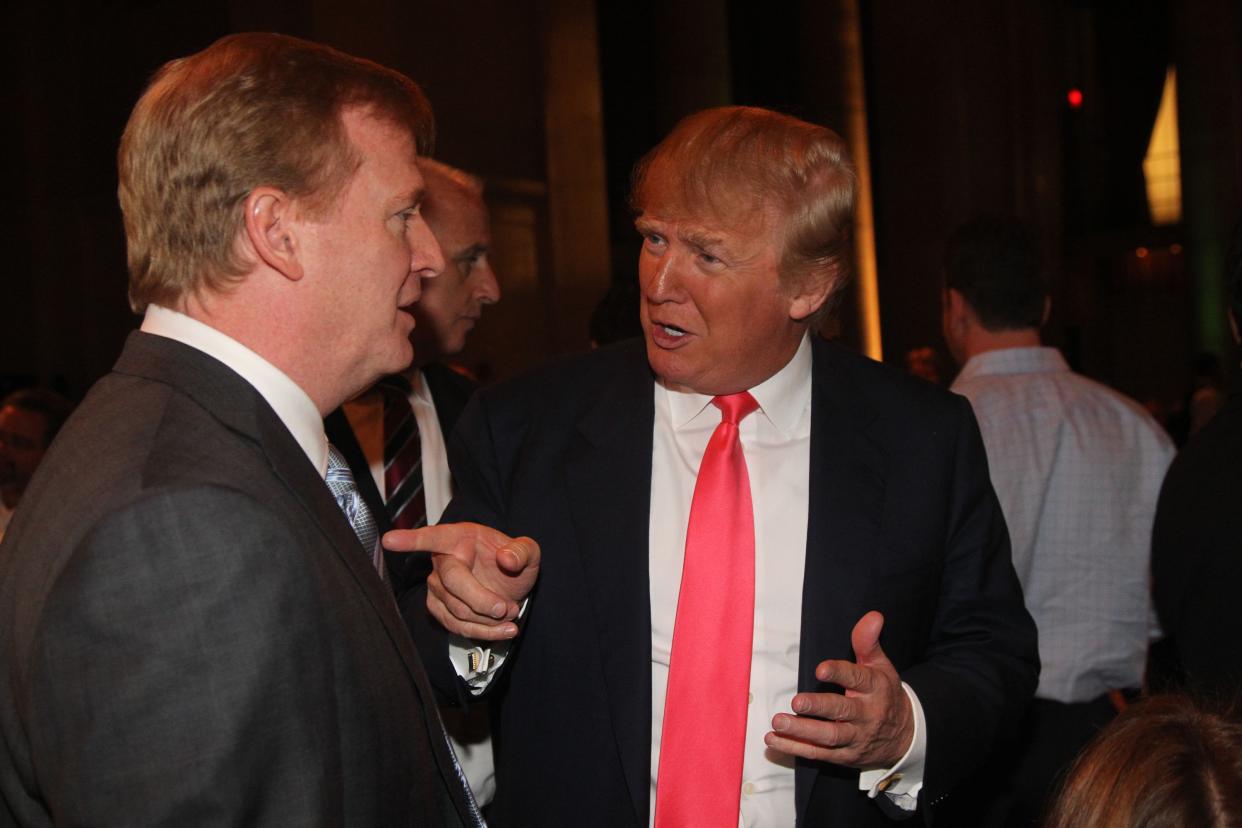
<box><xmin>1143</xmin><ymin>67</ymin><xmax>1182</xmax><ymax>225</ymax></box>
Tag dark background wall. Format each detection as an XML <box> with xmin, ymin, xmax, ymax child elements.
<box><xmin>2</xmin><ymin>0</ymin><xmax>1240</xmax><ymax>429</ymax></box>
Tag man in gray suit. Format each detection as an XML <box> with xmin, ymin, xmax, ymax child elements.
<box><xmin>0</xmin><ymin>33</ymin><xmax>478</xmax><ymax>827</ymax></box>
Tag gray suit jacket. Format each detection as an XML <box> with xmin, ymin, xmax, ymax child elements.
<box><xmin>0</xmin><ymin>332</ymin><xmax>472</xmax><ymax>826</ymax></box>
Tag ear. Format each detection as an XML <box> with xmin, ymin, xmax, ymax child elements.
<box><xmin>243</xmin><ymin>187</ymin><xmax>304</xmax><ymax>282</ymax></box>
<box><xmin>787</xmin><ymin>269</ymin><xmax>836</xmax><ymax>322</ymax></box>
<box><xmin>943</xmin><ymin>287</ymin><xmax>970</xmax><ymax>333</ymax></box>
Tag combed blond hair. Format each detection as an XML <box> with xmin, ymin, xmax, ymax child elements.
<box><xmin>118</xmin><ymin>32</ymin><xmax>434</xmax><ymax>312</ymax></box>
<box><xmin>630</xmin><ymin>106</ymin><xmax>856</xmax><ymax>313</ymax></box>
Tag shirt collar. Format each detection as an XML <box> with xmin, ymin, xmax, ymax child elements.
<box><xmin>403</xmin><ymin>366</ymin><xmax>432</xmax><ymax>405</ymax></box>
<box><xmin>661</xmin><ymin>332</ymin><xmax>813</xmax><ymax>437</ymax></box>
<box><xmin>955</xmin><ymin>346</ymin><xmax>1069</xmax><ymax>385</ymax></box>
<box><xmin>140</xmin><ymin>305</ymin><xmax>329</xmax><ymax>477</ymax></box>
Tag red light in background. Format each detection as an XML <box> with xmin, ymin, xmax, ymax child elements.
<box><xmin>1067</xmin><ymin>88</ymin><xmax>1084</xmax><ymax>109</ymax></box>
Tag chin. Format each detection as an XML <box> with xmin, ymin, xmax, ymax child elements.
<box><xmin>382</xmin><ymin>343</ymin><xmax>415</xmax><ymax>376</ymax></box>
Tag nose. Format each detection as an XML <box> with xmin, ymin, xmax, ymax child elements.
<box><xmin>474</xmin><ymin>260</ymin><xmax>501</xmax><ymax>306</ymax></box>
<box><xmin>642</xmin><ymin>248</ymin><xmax>685</xmax><ymax>303</ymax></box>
<box><xmin>409</xmin><ymin>216</ymin><xmax>445</xmax><ymax>280</ymax></box>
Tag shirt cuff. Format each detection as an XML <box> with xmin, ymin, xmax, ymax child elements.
<box><xmin>858</xmin><ymin>681</ymin><xmax>927</xmax><ymax>811</ymax></box>
<box><xmin>447</xmin><ymin>597</ymin><xmax>529</xmax><ymax>695</ymax></box>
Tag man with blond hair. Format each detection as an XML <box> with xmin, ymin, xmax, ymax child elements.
<box><xmin>0</xmin><ymin>33</ymin><xmax>478</xmax><ymax>826</ymax></box>
<box><xmin>391</xmin><ymin>107</ymin><xmax>1038</xmax><ymax>826</ymax></box>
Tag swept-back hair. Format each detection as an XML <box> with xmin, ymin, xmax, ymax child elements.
<box><xmin>119</xmin><ymin>32</ymin><xmax>434</xmax><ymax>312</ymax></box>
<box><xmin>630</xmin><ymin>106</ymin><xmax>856</xmax><ymax>313</ymax></box>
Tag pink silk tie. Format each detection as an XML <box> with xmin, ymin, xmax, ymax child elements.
<box><xmin>654</xmin><ymin>391</ymin><xmax>759</xmax><ymax>828</ymax></box>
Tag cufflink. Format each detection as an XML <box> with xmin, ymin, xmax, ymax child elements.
<box><xmin>466</xmin><ymin>647</ymin><xmax>497</xmax><ymax>674</ymax></box>
<box><xmin>876</xmin><ymin>773</ymin><xmax>903</xmax><ymax>793</ymax></box>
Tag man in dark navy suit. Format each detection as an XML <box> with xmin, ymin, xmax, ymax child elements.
<box><xmin>392</xmin><ymin>106</ymin><xmax>1038</xmax><ymax>826</ymax></box>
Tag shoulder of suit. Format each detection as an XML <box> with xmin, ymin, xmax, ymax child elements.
<box><xmin>812</xmin><ymin>337</ymin><xmax>965</xmax><ymax>416</ymax></box>
<box><xmin>477</xmin><ymin>338</ymin><xmax>648</xmax><ymax>406</ymax></box>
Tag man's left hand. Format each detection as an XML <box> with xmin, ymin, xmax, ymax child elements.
<box><xmin>764</xmin><ymin>610</ymin><xmax>914</xmax><ymax>770</ymax></box>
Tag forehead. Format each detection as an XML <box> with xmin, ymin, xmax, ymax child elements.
<box><xmin>340</xmin><ymin>108</ymin><xmax>422</xmax><ymax>190</ymax></box>
<box><xmin>638</xmin><ymin>200</ymin><xmax>782</xmax><ymax>258</ymax></box>
<box><xmin>0</xmin><ymin>405</ymin><xmax>47</xmax><ymax>439</ymax></box>
<box><xmin>425</xmin><ymin>180</ymin><xmax>488</xmax><ymax>238</ymax></box>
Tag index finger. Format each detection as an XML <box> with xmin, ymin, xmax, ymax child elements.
<box><xmin>815</xmin><ymin>659</ymin><xmax>876</xmax><ymax>693</ymax></box>
<box><xmin>383</xmin><ymin>523</ymin><xmax>473</xmax><ymax>554</ymax></box>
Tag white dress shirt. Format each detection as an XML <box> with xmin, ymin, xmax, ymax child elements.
<box><xmin>648</xmin><ymin>334</ymin><xmax>925</xmax><ymax>825</ymax></box>
<box><xmin>140</xmin><ymin>305</ymin><xmax>326</xmax><ymax>473</ymax></box>
<box><xmin>952</xmin><ymin>347</ymin><xmax>1175</xmax><ymax>703</ymax></box>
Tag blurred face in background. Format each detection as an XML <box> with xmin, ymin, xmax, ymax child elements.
<box><xmin>0</xmin><ymin>405</ymin><xmax>50</xmax><ymax>508</ymax></box>
<box><xmin>410</xmin><ymin>176</ymin><xmax>499</xmax><ymax>363</ymax></box>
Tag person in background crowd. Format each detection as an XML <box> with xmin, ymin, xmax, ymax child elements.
<box><xmin>942</xmin><ymin>215</ymin><xmax>1175</xmax><ymax>826</ymax></box>
<box><xmin>0</xmin><ymin>387</ymin><xmax>73</xmax><ymax>539</ymax></box>
<box><xmin>902</xmin><ymin>345</ymin><xmax>942</xmax><ymax>384</ymax></box>
<box><xmin>390</xmin><ymin>106</ymin><xmax>1038</xmax><ymax>827</ymax></box>
<box><xmin>1151</xmin><ymin>220</ymin><xmax>1242</xmax><ymax>702</ymax></box>
<box><xmin>0</xmin><ymin>33</ymin><xmax>481</xmax><ymax>826</ymax></box>
<box><xmin>589</xmin><ymin>276</ymin><xmax>643</xmax><ymax>348</ymax></box>
<box><xmin>1042</xmin><ymin>695</ymin><xmax>1242</xmax><ymax>828</ymax></box>
<box><xmin>326</xmin><ymin>157</ymin><xmax>501</xmax><ymax>804</ymax></box>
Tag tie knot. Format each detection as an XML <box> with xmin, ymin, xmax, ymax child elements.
<box><xmin>326</xmin><ymin>442</ymin><xmax>349</xmax><ymax>473</ymax></box>
<box><xmin>712</xmin><ymin>391</ymin><xmax>759</xmax><ymax>424</ymax></box>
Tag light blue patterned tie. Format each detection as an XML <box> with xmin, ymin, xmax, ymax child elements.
<box><xmin>325</xmin><ymin>445</ymin><xmax>484</xmax><ymax>825</ymax></box>
<box><xmin>325</xmin><ymin>443</ymin><xmax>384</xmax><ymax>578</ymax></box>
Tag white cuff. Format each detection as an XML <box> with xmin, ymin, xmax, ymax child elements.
<box><xmin>447</xmin><ymin>597</ymin><xmax>529</xmax><ymax>695</ymax></box>
<box><xmin>858</xmin><ymin>681</ymin><xmax>927</xmax><ymax>811</ymax></box>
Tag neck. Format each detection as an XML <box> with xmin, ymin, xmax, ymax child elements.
<box><xmin>961</xmin><ymin>326</ymin><xmax>1042</xmax><ymax>362</ymax></box>
<box><xmin>179</xmin><ymin>286</ymin><xmax>339</xmax><ymax>415</ymax></box>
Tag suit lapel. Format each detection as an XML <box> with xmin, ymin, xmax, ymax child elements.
<box><xmin>563</xmin><ymin>345</ymin><xmax>655</xmax><ymax>826</ymax></box>
<box><xmin>422</xmin><ymin>362</ymin><xmax>475</xmax><ymax>439</ymax></box>
<box><xmin>796</xmin><ymin>338</ymin><xmax>886</xmax><ymax>819</ymax></box>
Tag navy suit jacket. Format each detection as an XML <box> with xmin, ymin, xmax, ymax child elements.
<box><xmin>425</xmin><ymin>337</ymin><xmax>1038</xmax><ymax>826</ymax></box>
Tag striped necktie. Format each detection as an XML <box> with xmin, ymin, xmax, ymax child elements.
<box><xmin>378</xmin><ymin>376</ymin><xmax>428</xmax><ymax>530</ymax></box>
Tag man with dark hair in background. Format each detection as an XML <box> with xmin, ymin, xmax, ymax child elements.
<box><xmin>0</xmin><ymin>388</ymin><xmax>73</xmax><ymax>539</ymax></box>
<box><xmin>0</xmin><ymin>33</ymin><xmax>480</xmax><ymax>826</ymax></box>
<box><xmin>327</xmin><ymin>157</ymin><xmax>501</xmax><ymax>804</ymax></box>
<box><xmin>390</xmin><ymin>107</ymin><xmax>1038</xmax><ymax>826</ymax></box>
<box><xmin>942</xmin><ymin>215</ymin><xmax>1175</xmax><ymax>825</ymax></box>
<box><xmin>1151</xmin><ymin>221</ymin><xmax>1242</xmax><ymax>702</ymax></box>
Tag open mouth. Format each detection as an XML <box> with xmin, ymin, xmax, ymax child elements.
<box><xmin>658</xmin><ymin>323</ymin><xmax>687</xmax><ymax>338</ymax></box>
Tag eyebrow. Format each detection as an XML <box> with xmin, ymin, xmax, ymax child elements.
<box><xmin>680</xmin><ymin>227</ymin><xmax>727</xmax><ymax>251</ymax></box>
<box><xmin>452</xmin><ymin>242</ymin><xmax>487</xmax><ymax>261</ymax></box>
<box><xmin>396</xmin><ymin>185</ymin><xmax>426</xmax><ymax>211</ymax></box>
